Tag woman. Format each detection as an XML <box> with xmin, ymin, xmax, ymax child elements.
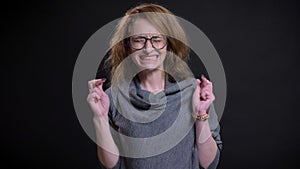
<box><xmin>87</xmin><ymin>3</ymin><xmax>222</xmax><ymax>169</ymax></box>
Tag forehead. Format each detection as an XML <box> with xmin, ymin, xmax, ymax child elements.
<box><xmin>128</xmin><ymin>18</ymin><xmax>161</xmax><ymax>36</ymax></box>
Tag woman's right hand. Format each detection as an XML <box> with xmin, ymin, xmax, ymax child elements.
<box><xmin>87</xmin><ymin>78</ymin><xmax>110</xmax><ymax>118</ymax></box>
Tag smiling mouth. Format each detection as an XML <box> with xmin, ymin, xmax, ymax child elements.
<box><xmin>139</xmin><ymin>55</ymin><xmax>158</xmax><ymax>61</ymax></box>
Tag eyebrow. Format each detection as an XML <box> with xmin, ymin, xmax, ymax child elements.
<box><xmin>133</xmin><ymin>35</ymin><xmax>162</xmax><ymax>38</ymax></box>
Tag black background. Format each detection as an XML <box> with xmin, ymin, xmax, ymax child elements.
<box><xmin>3</xmin><ymin>0</ymin><xmax>300</xmax><ymax>169</ymax></box>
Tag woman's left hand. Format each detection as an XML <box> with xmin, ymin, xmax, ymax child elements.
<box><xmin>192</xmin><ymin>75</ymin><xmax>215</xmax><ymax>115</ymax></box>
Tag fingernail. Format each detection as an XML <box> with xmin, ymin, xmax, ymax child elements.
<box><xmin>98</xmin><ymin>78</ymin><xmax>106</xmax><ymax>83</ymax></box>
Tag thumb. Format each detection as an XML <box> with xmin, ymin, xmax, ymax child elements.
<box><xmin>195</xmin><ymin>79</ymin><xmax>201</xmax><ymax>94</ymax></box>
<box><xmin>196</xmin><ymin>79</ymin><xmax>201</xmax><ymax>89</ymax></box>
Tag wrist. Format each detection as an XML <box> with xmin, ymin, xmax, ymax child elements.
<box><xmin>192</xmin><ymin>111</ymin><xmax>209</xmax><ymax>121</ymax></box>
<box><xmin>198</xmin><ymin>110</ymin><xmax>207</xmax><ymax>116</ymax></box>
<box><xmin>193</xmin><ymin>108</ymin><xmax>208</xmax><ymax>115</ymax></box>
<box><xmin>93</xmin><ymin>115</ymin><xmax>109</xmax><ymax>125</ymax></box>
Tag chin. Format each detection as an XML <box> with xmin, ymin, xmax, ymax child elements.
<box><xmin>137</xmin><ymin>64</ymin><xmax>162</xmax><ymax>71</ymax></box>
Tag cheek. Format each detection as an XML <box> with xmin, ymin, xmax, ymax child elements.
<box><xmin>159</xmin><ymin>48</ymin><xmax>167</xmax><ymax>60</ymax></box>
<box><xmin>130</xmin><ymin>53</ymin><xmax>141</xmax><ymax>66</ymax></box>
<box><xmin>160</xmin><ymin>53</ymin><xmax>166</xmax><ymax>61</ymax></box>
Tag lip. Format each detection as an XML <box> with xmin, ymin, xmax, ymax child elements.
<box><xmin>139</xmin><ymin>55</ymin><xmax>158</xmax><ymax>62</ymax></box>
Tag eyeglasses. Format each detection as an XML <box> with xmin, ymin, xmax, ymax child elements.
<box><xmin>129</xmin><ymin>35</ymin><xmax>167</xmax><ymax>50</ymax></box>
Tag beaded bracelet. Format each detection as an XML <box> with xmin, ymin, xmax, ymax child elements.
<box><xmin>192</xmin><ymin>112</ymin><xmax>209</xmax><ymax>121</ymax></box>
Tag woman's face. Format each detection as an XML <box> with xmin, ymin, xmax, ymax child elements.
<box><xmin>128</xmin><ymin>18</ymin><xmax>167</xmax><ymax>70</ymax></box>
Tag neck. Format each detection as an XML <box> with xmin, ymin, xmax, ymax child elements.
<box><xmin>138</xmin><ymin>69</ymin><xmax>165</xmax><ymax>93</ymax></box>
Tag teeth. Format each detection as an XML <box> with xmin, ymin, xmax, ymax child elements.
<box><xmin>141</xmin><ymin>56</ymin><xmax>157</xmax><ymax>60</ymax></box>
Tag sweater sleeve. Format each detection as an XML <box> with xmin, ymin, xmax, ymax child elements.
<box><xmin>98</xmin><ymin>157</ymin><xmax>126</xmax><ymax>169</ymax></box>
<box><xmin>97</xmin><ymin>88</ymin><xmax>126</xmax><ymax>169</ymax></box>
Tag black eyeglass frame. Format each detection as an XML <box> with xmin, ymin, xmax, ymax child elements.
<box><xmin>128</xmin><ymin>35</ymin><xmax>168</xmax><ymax>50</ymax></box>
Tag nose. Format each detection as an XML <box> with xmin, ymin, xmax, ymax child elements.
<box><xmin>144</xmin><ymin>40</ymin><xmax>154</xmax><ymax>53</ymax></box>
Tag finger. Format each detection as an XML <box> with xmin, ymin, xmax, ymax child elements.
<box><xmin>202</xmin><ymin>92</ymin><xmax>215</xmax><ymax>102</ymax></box>
<box><xmin>202</xmin><ymin>87</ymin><xmax>214</xmax><ymax>99</ymax></box>
<box><xmin>196</xmin><ymin>79</ymin><xmax>201</xmax><ymax>89</ymax></box>
<box><xmin>93</xmin><ymin>87</ymin><xmax>103</xmax><ymax>96</ymax></box>
<box><xmin>201</xmin><ymin>75</ymin><xmax>212</xmax><ymax>87</ymax></box>
<box><xmin>196</xmin><ymin>79</ymin><xmax>201</xmax><ymax>85</ymax></box>
<box><xmin>201</xmin><ymin>92</ymin><xmax>215</xmax><ymax>102</ymax></box>
<box><xmin>207</xmin><ymin>93</ymin><xmax>215</xmax><ymax>101</ymax></box>
<box><xmin>201</xmin><ymin>83</ymin><xmax>212</xmax><ymax>92</ymax></box>
<box><xmin>201</xmin><ymin>85</ymin><xmax>212</xmax><ymax>92</ymax></box>
<box><xmin>195</xmin><ymin>79</ymin><xmax>202</xmax><ymax>93</ymax></box>
<box><xmin>95</xmin><ymin>78</ymin><xmax>106</xmax><ymax>86</ymax></box>
<box><xmin>87</xmin><ymin>92</ymin><xmax>100</xmax><ymax>102</ymax></box>
<box><xmin>88</xmin><ymin>80</ymin><xmax>97</xmax><ymax>90</ymax></box>
<box><xmin>91</xmin><ymin>92</ymin><xmax>101</xmax><ymax>102</ymax></box>
<box><xmin>201</xmin><ymin>88</ymin><xmax>212</xmax><ymax>95</ymax></box>
<box><xmin>95</xmin><ymin>78</ymin><xmax>107</xmax><ymax>93</ymax></box>
<box><xmin>200</xmin><ymin>90</ymin><xmax>207</xmax><ymax>100</ymax></box>
<box><xmin>204</xmin><ymin>91</ymin><xmax>210</xmax><ymax>98</ymax></box>
<box><xmin>93</xmin><ymin>92</ymin><xmax>101</xmax><ymax>100</ymax></box>
<box><xmin>201</xmin><ymin>90</ymin><xmax>211</xmax><ymax>100</ymax></box>
<box><xmin>193</xmin><ymin>79</ymin><xmax>201</xmax><ymax>101</ymax></box>
<box><xmin>196</xmin><ymin>79</ymin><xmax>207</xmax><ymax>100</ymax></box>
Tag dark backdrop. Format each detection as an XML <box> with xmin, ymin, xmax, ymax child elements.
<box><xmin>3</xmin><ymin>0</ymin><xmax>300</xmax><ymax>169</ymax></box>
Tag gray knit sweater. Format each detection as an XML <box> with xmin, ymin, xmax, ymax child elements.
<box><xmin>99</xmin><ymin>76</ymin><xmax>222</xmax><ymax>169</ymax></box>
